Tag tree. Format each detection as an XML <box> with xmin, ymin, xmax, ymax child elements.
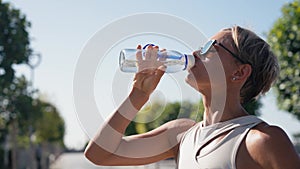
<box><xmin>125</xmin><ymin>98</ymin><xmax>261</xmax><ymax>135</ymax></box>
<box><xmin>0</xmin><ymin>0</ymin><xmax>33</xmax><ymax>140</ymax></box>
<box><xmin>267</xmin><ymin>0</ymin><xmax>300</xmax><ymax>120</ymax></box>
<box><xmin>126</xmin><ymin>100</ymin><xmax>203</xmax><ymax>135</ymax></box>
<box><xmin>243</xmin><ymin>99</ymin><xmax>262</xmax><ymax>116</ymax></box>
<box><xmin>0</xmin><ymin>0</ymin><xmax>32</xmax><ymax>86</ymax></box>
<box><xmin>0</xmin><ymin>75</ymin><xmax>36</xmax><ymax>169</ymax></box>
<box><xmin>35</xmin><ymin>101</ymin><xmax>65</xmax><ymax>146</ymax></box>
<box><xmin>0</xmin><ymin>1</ymin><xmax>65</xmax><ymax>168</ymax></box>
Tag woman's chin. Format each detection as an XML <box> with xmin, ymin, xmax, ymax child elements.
<box><xmin>185</xmin><ymin>75</ymin><xmax>197</xmax><ymax>90</ymax></box>
<box><xmin>185</xmin><ymin>72</ymin><xmax>196</xmax><ymax>84</ymax></box>
<box><xmin>185</xmin><ymin>74</ymin><xmax>208</xmax><ymax>93</ymax></box>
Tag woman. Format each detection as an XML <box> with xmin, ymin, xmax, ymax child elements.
<box><xmin>84</xmin><ymin>26</ymin><xmax>300</xmax><ymax>169</ymax></box>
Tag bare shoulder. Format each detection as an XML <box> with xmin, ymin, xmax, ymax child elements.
<box><xmin>165</xmin><ymin>118</ymin><xmax>196</xmax><ymax>129</ymax></box>
<box><xmin>164</xmin><ymin>118</ymin><xmax>196</xmax><ymax>140</ymax></box>
<box><xmin>134</xmin><ymin>118</ymin><xmax>196</xmax><ymax>143</ymax></box>
<box><xmin>164</xmin><ymin>118</ymin><xmax>196</xmax><ymax>158</ymax></box>
<box><xmin>246</xmin><ymin>122</ymin><xmax>300</xmax><ymax>169</ymax></box>
<box><xmin>247</xmin><ymin>122</ymin><xmax>291</xmax><ymax>146</ymax></box>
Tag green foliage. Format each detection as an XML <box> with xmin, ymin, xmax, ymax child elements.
<box><xmin>0</xmin><ymin>2</ymin><xmax>65</xmax><ymax>168</ymax></box>
<box><xmin>0</xmin><ymin>3</ymin><xmax>65</xmax><ymax>167</ymax></box>
<box><xmin>0</xmin><ymin>76</ymin><xmax>35</xmax><ymax>143</ymax></box>
<box><xmin>243</xmin><ymin>99</ymin><xmax>262</xmax><ymax>116</ymax></box>
<box><xmin>267</xmin><ymin>0</ymin><xmax>300</xmax><ymax>120</ymax></box>
<box><xmin>145</xmin><ymin>101</ymin><xmax>181</xmax><ymax>130</ymax></box>
<box><xmin>125</xmin><ymin>121</ymin><xmax>138</xmax><ymax>136</ymax></box>
<box><xmin>35</xmin><ymin>102</ymin><xmax>65</xmax><ymax>146</ymax></box>
<box><xmin>0</xmin><ymin>75</ymin><xmax>65</xmax><ymax>146</ymax></box>
<box><xmin>189</xmin><ymin>100</ymin><xmax>204</xmax><ymax>122</ymax></box>
<box><xmin>0</xmin><ymin>0</ymin><xmax>33</xmax><ymax>140</ymax></box>
<box><xmin>0</xmin><ymin>0</ymin><xmax>32</xmax><ymax>85</ymax></box>
<box><xmin>125</xmin><ymin>98</ymin><xmax>261</xmax><ymax>135</ymax></box>
<box><xmin>125</xmin><ymin>100</ymin><xmax>204</xmax><ymax>135</ymax></box>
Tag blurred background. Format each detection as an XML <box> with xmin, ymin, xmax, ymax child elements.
<box><xmin>0</xmin><ymin>0</ymin><xmax>299</xmax><ymax>168</ymax></box>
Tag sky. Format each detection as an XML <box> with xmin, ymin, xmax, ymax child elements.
<box><xmin>4</xmin><ymin>0</ymin><xmax>300</xmax><ymax>149</ymax></box>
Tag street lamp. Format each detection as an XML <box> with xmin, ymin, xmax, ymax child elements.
<box><xmin>27</xmin><ymin>53</ymin><xmax>42</xmax><ymax>85</ymax></box>
<box><xmin>27</xmin><ymin>52</ymin><xmax>42</xmax><ymax>169</ymax></box>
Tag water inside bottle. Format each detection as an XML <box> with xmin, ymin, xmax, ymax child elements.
<box><xmin>119</xmin><ymin>49</ymin><xmax>189</xmax><ymax>73</ymax></box>
<box><xmin>120</xmin><ymin>59</ymin><xmax>138</xmax><ymax>72</ymax></box>
<box><xmin>120</xmin><ymin>58</ymin><xmax>185</xmax><ymax>73</ymax></box>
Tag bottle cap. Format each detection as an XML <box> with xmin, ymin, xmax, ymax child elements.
<box><xmin>186</xmin><ymin>54</ymin><xmax>195</xmax><ymax>69</ymax></box>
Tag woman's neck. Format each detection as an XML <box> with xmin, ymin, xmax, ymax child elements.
<box><xmin>201</xmin><ymin>92</ymin><xmax>249</xmax><ymax>126</ymax></box>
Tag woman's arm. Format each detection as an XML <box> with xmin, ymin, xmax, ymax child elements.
<box><xmin>84</xmin><ymin>45</ymin><xmax>194</xmax><ymax>166</ymax></box>
<box><xmin>84</xmin><ymin>88</ymin><xmax>196</xmax><ymax>166</ymax></box>
<box><xmin>84</xmin><ymin>88</ymin><xmax>171</xmax><ymax>165</ymax></box>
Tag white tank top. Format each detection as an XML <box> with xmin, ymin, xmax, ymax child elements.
<box><xmin>176</xmin><ymin>115</ymin><xmax>263</xmax><ymax>169</ymax></box>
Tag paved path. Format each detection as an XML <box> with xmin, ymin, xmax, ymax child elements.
<box><xmin>50</xmin><ymin>153</ymin><xmax>176</xmax><ymax>169</ymax></box>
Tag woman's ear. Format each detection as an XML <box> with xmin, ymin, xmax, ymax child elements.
<box><xmin>231</xmin><ymin>64</ymin><xmax>252</xmax><ymax>82</ymax></box>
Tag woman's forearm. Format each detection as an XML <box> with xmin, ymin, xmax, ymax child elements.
<box><xmin>84</xmin><ymin>87</ymin><xmax>149</xmax><ymax>164</ymax></box>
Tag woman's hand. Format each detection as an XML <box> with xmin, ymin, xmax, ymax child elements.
<box><xmin>132</xmin><ymin>45</ymin><xmax>166</xmax><ymax>96</ymax></box>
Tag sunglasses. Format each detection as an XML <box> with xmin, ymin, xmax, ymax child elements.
<box><xmin>198</xmin><ymin>39</ymin><xmax>250</xmax><ymax>66</ymax></box>
<box><xmin>198</xmin><ymin>39</ymin><xmax>256</xmax><ymax>87</ymax></box>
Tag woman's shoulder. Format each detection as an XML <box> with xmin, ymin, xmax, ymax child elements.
<box><xmin>246</xmin><ymin>122</ymin><xmax>300</xmax><ymax>168</ymax></box>
<box><xmin>248</xmin><ymin>122</ymin><xmax>289</xmax><ymax>143</ymax></box>
<box><xmin>247</xmin><ymin>122</ymin><xmax>292</xmax><ymax>150</ymax></box>
<box><xmin>163</xmin><ymin>118</ymin><xmax>197</xmax><ymax>143</ymax></box>
<box><xmin>166</xmin><ymin>118</ymin><xmax>197</xmax><ymax>129</ymax></box>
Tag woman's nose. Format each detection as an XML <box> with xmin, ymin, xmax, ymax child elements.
<box><xmin>192</xmin><ymin>50</ymin><xmax>201</xmax><ymax>60</ymax></box>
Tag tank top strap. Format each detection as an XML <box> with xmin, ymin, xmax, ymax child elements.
<box><xmin>230</xmin><ymin>119</ymin><xmax>263</xmax><ymax>169</ymax></box>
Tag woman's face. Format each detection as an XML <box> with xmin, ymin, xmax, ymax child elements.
<box><xmin>185</xmin><ymin>30</ymin><xmax>240</xmax><ymax>93</ymax></box>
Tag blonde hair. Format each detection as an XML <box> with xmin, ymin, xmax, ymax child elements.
<box><xmin>230</xmin><ymin>26</ymin><xmax>280</xmax><ymax>103</ymax></box>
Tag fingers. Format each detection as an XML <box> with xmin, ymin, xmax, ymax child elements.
<box><xmin>145</xmin><ymin>45</ymin><xmax>159</xmax><ymax>60</ymax></box>
<box><xmin>132</xmin><ymin>44</ymin><xmax>165</xmax><ymax>95</ymax></box>
<box><xmin>151</xmin><ymin>46</ymin><xmax>159</xmax><ymax>60</ymax></box>
<box><xmin>136</xmin><ymin>44</ymin><xmax>163</xmax><ymax>73</ymax></box>
<box><xmin>137</xmin><ymin>44</ymin><xmax>160</xmax><ymax>61</ymax></box>
<box><xmin>136</xmin><ymin>45</ymin><xmax>142</xmax><ymax>62</ymax></box>
<box><xmin>145</xmin><ymin>45</ymin><xmax>152</xmax><ymax>60</ymax></box>
<box><xmin>152</xmin><ymin>65</ymin><xmax>166</xmax><ymax>86</ymax></box>
<box><xmin>133</xmin><ymin>66</ymin><xmax>165</xmax><ymax>96</ymax></box>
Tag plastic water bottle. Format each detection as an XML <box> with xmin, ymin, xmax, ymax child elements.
<box><xmin>119</xmin><ymin>49</ymin><xmax>195</xmax><ymax>73</ymax></box>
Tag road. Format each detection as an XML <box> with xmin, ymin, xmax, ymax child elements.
<box><xmin>50</xmin><ymin>153</ymin><xmax>176</xmax><ymax>169</ymax></box>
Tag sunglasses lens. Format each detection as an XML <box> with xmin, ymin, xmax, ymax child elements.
<box><xmin>200</xmin><ymin>40</ymin><xmax>214</xmax><ymax>55</ymax></box>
